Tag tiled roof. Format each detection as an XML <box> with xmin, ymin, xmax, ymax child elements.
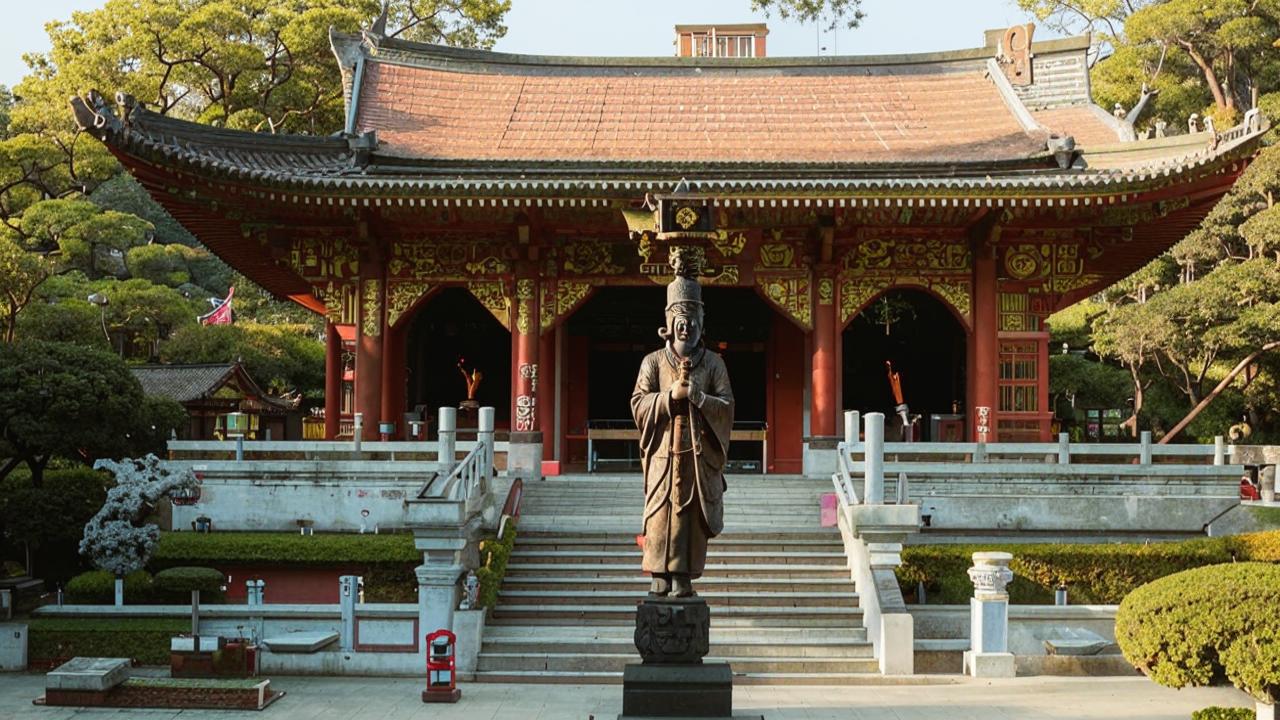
<box><xmin>1032</xmin><ymin>106</ymin><xmax>1124</xmax><ymax>147</ymax></box>
<box><xmin>355</xmin><ymin>61</ymin><xmax>1047</xmax><ymax>164</ymax></box>
<box><xmin>132</xmin><ymin>364</ymin><xmax>236</xmax><ymax>403</ymax></box>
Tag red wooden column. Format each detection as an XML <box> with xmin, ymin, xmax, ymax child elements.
<box><xmin>810</xmin><ymin>269</ymin><xmax>838</xmax><ymax>439</ymax></box>
<box><xmin>538</xmin><ymin>329</ymin><xmax>556</xmax><ymax>461</ymax></box>
<box><xmin>380</xmin><ymin>321</ymin><xmax>406</xmax><ymax>439</ymax></box>
<box><xmin>971</xmin><ymin>247</ymin><xmax>999</xmax><ymax>442</ymax></box>
<box><xmin>509</xmin><ymin>268</ymin><xmax>543</xmax><ymax>478</ymax></box>
<box><xmin>324</xmin><ymin>322</ymin><xmax>342</xmax><ymax>439</ymax></box>
<box><xmin>355</xmin><ymin>260</ymin><xmax>384</xmax><ymax>441</ymax></box>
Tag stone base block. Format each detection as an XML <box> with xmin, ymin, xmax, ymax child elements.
<box><xmin>635</xmin><ymin>597</ymin><xmax>710</xmax><ymax>664</ymax></box>
<box><xmin>964</xmin><ymin>650</ymin><xmax>1016</xmax><ymax>678</ymax></box>
<box><xmin>1258</xmin><ymin>701</ymin><xmax>1277</xmax><ymax>720</ymax></box>
<box><xmin>622</xmin><ymin>662</ymin><xmax>740</xmax><ymax>718</ymax></box>
<box><xmin>507</xmin><ymin>435</ymin><xmax>543</xmax><ymax>481</ymax></box>
<box><xmin>46</xmin><ymin>657</ymin><xmax>130</xmax><ymax>692</ymax></box>
<box><xmin>422</xmin><ymin>687</ymin><xmax>461</xmax><ymax>703</ymax></box>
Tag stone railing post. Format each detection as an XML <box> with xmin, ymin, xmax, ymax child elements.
<box><xmin>864</xmin><ymin>412</ymin><xmax>885</xmax><ymax>505</ymax></box>
<box><xmin>478</xmin><ymin>406</ymin><xmax>496</xmax><ymax>485</ymax></box>
<box><xmin>1214</xmin><ymin>436</ymin><xmax>1226</xmax><ymax>465</ymax></box>
<box><xmin>1140</xmin><ymin>431</ymin><xmax>1152</xmax><ymax>465</ymax></box>
<box><xmin>844</xmin><ymin>410</ymin><xmax>860</xmax><ymax>447</ymax></box>
<box><xmin>438</xmin><ymin>407</ymin><xmax>457</xmax><ymax>476</ymax></box>
<box><xmin>963</xmin><ymin>551</ymin><xmax>1016</xmax><ymax>678</ymax></box>
<box><xmin>245</xmin><ymin>579</ymin><xmax>265</xmax><ymax>606</ymax></box>
<box><xmin>352</xmin><ymin>413</ymin><xmax>364</xmax><ymax>454</ymax></box>
<box><xmin>339</xmin><ymin>575</ymin><xmax>360</xmax><ymax>652</ymax></box>
<box><xmin>1057</xmin><ymin>433</ymin><xmax>1070</xmax><ymax>465</ymax></box>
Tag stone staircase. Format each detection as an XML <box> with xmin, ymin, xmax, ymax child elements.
<box><xmin>475</xmin><ymin>475</ymin><xmax>882</xmax><ymax>684</ymax></box>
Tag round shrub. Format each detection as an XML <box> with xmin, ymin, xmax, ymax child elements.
<box><xmin>65</xmin><ymin>569</ymin><xmax>153</xmax><ymax>604</ymax></box>
<box><xmin>1116</xmin><ymin>563</ymin><xmax>1280</xmax><ymax>703</ymax></box>
<box><xmin>153</xmin><ymin>566</ymin><xmax>225</xmax><ymax>601</ymax></box>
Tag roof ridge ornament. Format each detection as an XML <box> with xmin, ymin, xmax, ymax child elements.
<box><xmin>370</xmin><ymin>1</ymin><xmax>390</xmax><ymax>38</ymax></box>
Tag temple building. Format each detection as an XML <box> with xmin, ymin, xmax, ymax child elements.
<box><xmin>72</xmin><ymin>22</ymin><xmax>1267</xmax><ymax>475</ymax></box>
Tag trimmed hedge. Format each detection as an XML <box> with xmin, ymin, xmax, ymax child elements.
<box><xmin>65</xmin><ymin>570</ymin><xmax>154</xmax><ymax>604</ymax></box>
<box><xmin>153</xmin><ymin>532</ymin><xmax>419</xmax><ymax>565</ymax></box>
<box><xmin>897</xmin><ymin>531</ymin><xmax>1280</xmax><ymax>605</ymax></box>
<box><xmin>476</xmin><ymin>521</ymin><xmax>517</xmax><ymax>609</ymax></box>
<box><xmin>29</xmin><ymin>617</ymin><xmax>188</xmax><ymax>666</ymax></box>
<box><xmin>1116</xmin><ymin>563</ymin><xmax>1280</xmax><ymax>704</ymax></box>
<box><xmin>152</xmin><ymin>566</ymin><xmax>225</xmax><ymax>594</ymax></box>
<box><xmin>1192</xmin><ymin>709</ymin><xmax>1255</xmax><ymax>720</ymax></box>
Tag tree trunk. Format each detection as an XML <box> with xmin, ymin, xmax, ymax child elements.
<box><xmin>1122</xmin><ymin>363</ymin><xmax>1145</xmax><ymax>438</ymax></box>
<box><xmin>1184</xmin><ymin>44</ymin><xmax>1230</xmax><ymax>111</ymax></box>
<box><xmin>0</xmin><ymin>457</ymin><xmax>20</xmax><ymax>483</ymax></box>
<box><xmin>27</xmin><ymin>455</ymin><xmax>48</xmax><ymax>487</ymax></box>
<box><xmin>1160</xmin><ymin>341</ymin><xmax>1280</xmax><ymax>443</ymax></box>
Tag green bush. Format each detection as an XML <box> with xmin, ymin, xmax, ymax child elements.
<box><xmin>29</xmin><ymin>617</ymin><xmax>187</xmax><ymax>666</ymax></box>
<box><xmin>476</xmin><ymin>521</ymin><xmax>517</xmax><ymax>610</ymax></box>
<box><xmin>898</xmin><ymin>530</ymin><xmax>1280</xmax><ymax>605</ymax></box>
<box><xmin>153</xmin><ymin>566</ymin><xmax>226</xmax><ymax>594</ymax></box>
<box><xmin>1116</xmin><ymin>563</ymin><xmax>1280</xmax><ymax>703</ymax></box>
<box><xmin>0</xmin><ymin>467</ymin><xmax>111</xmax><ymax>583</ymax></box>
<box><xmin>65</xmin><ymin>569</ymin><xmax>154</xmax><ymax>604</ymax></box>
<box><xmin>153</xmin><ymin>532</ymin><xmax>419</xmax><ymax>565</ymax></box>
<box><xmin>1192</xmin><ymin>708</ymin><xmax>1255</xmax><ymax>720</ymax></box>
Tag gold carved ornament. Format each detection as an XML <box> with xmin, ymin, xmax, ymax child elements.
<box><xmin>757</xmin><ymin>243</ymin><xmax>796</xmax><ymax>269</ymax></box>
<box><xmin>386</xmin><ymin>281</ymin><xmax>431</xmax><ymax>328</ymax></box>
<box><xmin>840</xmin><ymin>277</ymin><xmax>892</xmax><ymax>326</ymax></box>
<box><xmin>712</xmin><ymin>230</ymin><xmax>747</xmax><ymax>259</ymax></box>
<box><xmin>541</xmin><ymin>281</ymin><xmax>592</xmax><ymax>332</ymax></box>
<box><xmin>318</xmin><ymin>281</ymin><xmax>357</xmax><ymax>325</ymax></box>
<box><xmin>675</xmin><ymin>206</ymin><xmax>700</xmax><ymax>230</ymax></box>
<box><xmin>360</xmin><ymin>279</ymin><xmax>382</xmax><ymax>338</ymax></box>
<box><xmin>563</xmin><ymin>239</ymin><xmax>625</xmax><ymax>276</ymax></box>
<box><xmin>817</xmin><ymin>277</ymin><xmax>834</xmax><ymax>306</ymax></box>
<box><xmin>516</xmin><ymin>279</ymin><xmax>535</xmax><ymax>335</ymax></box>
<box><xmin>467</xmin><ymin>281</ymin><xmax>511</xmax><ymax>330</ymax></box>
<box><xmin>757</xmin><ymin>275</ymin><xmax>812</xmax><ymax>330</ymax></box>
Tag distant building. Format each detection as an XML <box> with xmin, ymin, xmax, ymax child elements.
<box><xmin>675</xmin><ymin>23</ymin><xmax>768</xmax><ymax>58</ymax></box>
<box><xmin>131</xmin><ymin>362</ymin><xmax>301</xmax><ymax>440</ymax></box>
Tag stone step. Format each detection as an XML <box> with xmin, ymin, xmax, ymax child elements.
<box><xmin>490</xmin><ymin>604</ymin><xmax>862</xmax><ymax>622</ymax></box>
<box><xmin>482</xmin><ymin>626</ymin><xmax>869</xmax><ymax>643</ymax></box>
<box><xmin>481</xmin><ymin>638</ymin><xmax>874</xmax><ymax>658</ymax></box>
<box><xmin>486</xmin><ymin>615</ymin><xmax>859</xmax><ymax>628</ymax></box>
<box><xmin>496</xmin><ymin>590</ymin><xmax>859</xmax><ymax>607</ymax></box>
<box><xmin>501</xmin><ymin>577</ymin><xmax>856</xmax><ymax>593</ymax></box>
<box><xmin>471</xmin><ymin>670</ymin><xmax>952</xmax><ymax>686</ymax></box>
<box><xmin>514</xmin><ymin>537</ymin><xmax>841</xmax><ymax>551</ymax></box>
<box><xmin>475</xmin><ymin>652</ymin><xmax>881</xmax><ymax>675</ymax></box>
<box><xmin>508</xmin><ymin>550</ymin><xmax>847</xmax><ymax>565</ymax></box>
<box><xmin>504</xmin><ymin>562</ymin><xmax>850</xmax><ymax>577</ymax></box>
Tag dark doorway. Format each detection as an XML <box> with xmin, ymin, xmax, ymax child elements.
<box><xmin>841</xmin><ymin>288</ymin><xmax>966</xmax><ymax>440</ymax></box>
<box><xmin>406</xmin><ymin>287</ymin><xmax>511</xmax><ymax>427</ymax></box>
<box><xmin>565</xmin><ymin>286</ymin><xmax>772</xmax><ymax>469</ymax></box>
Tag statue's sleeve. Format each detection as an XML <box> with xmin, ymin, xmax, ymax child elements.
<box><xmin>631</xmin><ymin>354</ymin><xmax>670</xmax><ymax>457</ymax></box>
<box><xmin>694</xmin><ymin>355</ymin><xmax>735</xmax><ymax>469</ymax></box>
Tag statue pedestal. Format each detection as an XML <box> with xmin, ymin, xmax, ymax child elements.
<box><xmin>620</xmin><ymin>597</ymin><xmax>761</xmax><ymax>720</ymax></box>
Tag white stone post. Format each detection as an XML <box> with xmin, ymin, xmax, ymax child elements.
<box><xmin>864</xmin><ymin>412</ymin><xmax>885</xmax><ymax>505</ymax></box>
<box><xmin>114</xmin><ymin>576</ymin><xmax>124</xmax><ymax>607</ymax></box>
<box><xmin>245</xmin><ymin>579</ymin><xmax>264</xmax><ymax>606</ymax></box>
<box><xmin>963</xmin><ymin>551</ymin><xmax>1016</xmax><ymax>678</ymax></box>
<box><xmin>353</xmin><ymin>413</ymin><xmax>363</xmax><ymax>454</ymax></box>
<box><xmin>1140</xmin><ymin>431</ymin><xmax>1152</xmax><ymax>465</ymax></box>
<box><xmin>1261</xmin><ymin>465</ymin><xmax>1276</xmax><ymax>503</ymax></box>
<box><xmin>1214</xmin><ymin>435</ymin><xmax>1226</xmax><ymax>465</ymax></box>
<box><xmin>438</xmin><ymin>407</ymin><xmax>457</xmax><ymax>476</ymax></box>
<box><xmin>414</xmin><ymin>538</ymin><xmax>466</xmax><ymax>658</ymax></box>
<box><xmin>844</xmin><ymin>410</ymin><xmax>860</xmax><ymax>447</ymax></box>
<box><xmin>339</xmin><ymin>575</ymin><xmax>360</xmax><ymax>652</ymax></box>
<box><xmin>1257</xmin><ymin>701</ymin><xmax>1277</xmax><ymax>720</ymax></box>
<box><xmin>1057</xmin><ymin>433</ymin><xmax>1070</xmax><ymax>465</ymax></box>
<box><xmin>478</xmin><ymin>406</ymin><xmax>496</xmax><ymax>484</ymax></box>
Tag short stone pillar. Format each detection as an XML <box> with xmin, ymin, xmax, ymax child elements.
<box><xmin>245</xmin><ymin>579</ymin><xmax>265</xmax><ymax>606</ymax></box>
<box><xmin>338</xmin><ymin>575</ymin><xmax>361</xmax><ymax>652</ymax></box>
<box><xmin>963</xmin><ymin>551</ymin><xmax>1016</xmax><ymax>678</ymax></box>
<box><xmin>1261</xmin><ymin>465</ymin><xmax>1276</xmax><ymax>503</ymax></box>
<box><xmin>437</xmin><ymin>407</ymin><xmax>457</xmax><ymax>475</ymax></box>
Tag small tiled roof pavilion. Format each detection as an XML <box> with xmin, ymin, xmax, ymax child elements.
<box><xmin>72</xmin><ymin>22</ymin><xmax>1268</xmax><ymax>474</ymax></box>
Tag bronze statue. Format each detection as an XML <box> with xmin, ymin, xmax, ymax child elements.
<box><xmin>630</xmin><ymin>248</ymin><xmax>734</xmax><ymax>598</ymax></box>
<box><xmin>457</xmin><ymin>358</ymin><xmax>484</xmax><ymax>401</ymax></box>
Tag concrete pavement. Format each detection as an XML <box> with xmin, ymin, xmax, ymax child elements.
<box><xmin>0</xmin><ymin>673</ymin><xmax>1256</xmax><ymax>719</ymax></box>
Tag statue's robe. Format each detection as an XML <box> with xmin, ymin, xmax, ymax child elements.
<box><xmin>630</xmin><ymin>345</ymin><xmax>734</xmax><ymax>578</ymax></box>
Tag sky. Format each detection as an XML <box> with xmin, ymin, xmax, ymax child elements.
<box><xmin>1</xmin><ymin>0</ymin><xmax>1054</xmax><ymax>89</ymax></box>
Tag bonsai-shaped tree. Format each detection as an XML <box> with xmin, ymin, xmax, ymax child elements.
<box><xmin>79</xmin><ymin>455</ymin><xmax>199</xmax><ymax>605</ymax></box>
<box><xmin>1116</xmin><ymin>563</ymin><xmax>1280</xmax><ymax>719</ymax></box>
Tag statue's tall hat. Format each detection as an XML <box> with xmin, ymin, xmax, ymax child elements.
<box><xmin>665</xmin><ymin>246</ymin><xmax>704</xmax><ymax>312</ymax></box>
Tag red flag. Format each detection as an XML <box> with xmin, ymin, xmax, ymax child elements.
<box><xmin>199</xmin><ymin>286</ymin><xmax>235</xmax><ymax>326</ymax></box>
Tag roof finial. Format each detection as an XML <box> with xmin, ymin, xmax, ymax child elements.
<box><xmin>370</xmin><ymin>1</ymin><xmax>389</xmax><ymax>37</ymax></box>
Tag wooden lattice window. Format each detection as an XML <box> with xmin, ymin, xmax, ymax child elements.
<box><xmin>999</xmin><ymin>293</ymin><xmax>1041</xmax><ymax>332</ymax></box>
<box><xmin>998</xmin><ymin>341</ymin><xmax>1039</xmax><ymax>413</ymax></box>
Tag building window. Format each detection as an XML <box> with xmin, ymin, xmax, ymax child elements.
<box><xmin>998</xmin><ymin>341</ymin><xmax>1038</xmax><ymax>413</ymax></box>
<box><xmin>739</xmin><ymin>36</ymin><xmax>754</xmax><ymax>57</ymax></box>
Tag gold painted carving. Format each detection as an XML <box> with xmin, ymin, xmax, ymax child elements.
<box><xmin>675</xmin><ymin>206</ymin><xmax>700</xmax><ymax>230</ymax></box>
<box><xmin>712</xmin><ymin>230</ymin><xmax>747</xmax><ymax>259</ymax></box>
<box><xmin>318</xmin><ymin>281</ymin><xmax>357</xmax><ymax>325</ymax></box>
<box><xmin>757</xmin><ymin>274</ymin><xmax>812</xmax><ymax>329</ymax></box>
<box><xmin>361</xmin><ymin>279</ymin><xmax>382</xmax><ymax>338</ymax></box>
<box><xmin>563</xmin><ymin>239</ymin><xmax>624</xmax><ymax>275</ymax></box>
<box><xmin>387</xmin><ymin>281</ymin><xmax>429</xmax><ymax>328</ymax></box>
<box><xmin>932</xmin><ymin>280</ymin><xmax>972</xmax><ymax>319</ymax></box>
<box><xmin>704</xmin><ymin>265</ymin><xmax>740</xmax><ymax>286</ymax></box>
<box><xmin>467</xmin><ymin>281</ymin><xmax>511</xmax><ymax>330</ymax></box>
<box><xmin>516</xmin><ymin>278</ymin><xmax>535</xmax><ymax>336</ymax></box>
<box><xmin>758</xmin><ymin>244</ymin><xmax>796</xmax><ymax>269</ymax></box>
<box><xmin>466</xmin><ymin>255</ymin><xmax>509</xmax><ymax>276</ymax></box>
<box><xmin>817</xmin><ymin>277</ymin><xmax>834</xmax><ymax>306</ymax></box>
<box><xmin>291</xmin><ymin>236</ymin><xmax>358</xmax><ymax>281</ymax></box>
<box><xmin>840</xmin><ymin>278</ymin><xmax>892</xmax><ymax>325</ymax></box>
<box><xmin>636</xmin><ymin>232</ymin><xmax>655</xmax><ymax>263</ymax></box>
<box><xmin>843</xmin><ymin>238</ymin><xmax>971</xmax><ymax>273</ymax></box>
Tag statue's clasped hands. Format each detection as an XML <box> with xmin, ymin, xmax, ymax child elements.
<box><xmin>671</xmin><ymin>379</ymin><xmax>705</xmax><ymax>406</ymax></box>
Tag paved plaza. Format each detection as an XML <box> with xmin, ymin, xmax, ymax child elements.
<box><xmin>0</xmin><ymin>673</ymin><xmax>1254</xmax><ymax>719</ymax></box>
